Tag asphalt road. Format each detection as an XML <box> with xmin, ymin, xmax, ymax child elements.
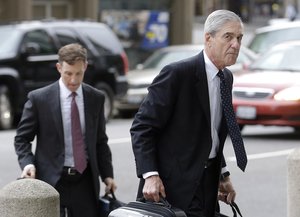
<box><xmin>1</xmin><ymin>119</ymin><xmax>299</xmax><ymax>217</ymax></box>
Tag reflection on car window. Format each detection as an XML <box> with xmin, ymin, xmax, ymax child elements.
<box><xmin>143</xmin><ymin>50</ymin><xmax>199</xmax><ymax>69</ymax></box>
<box><xmin>252</xmin><ymin>46</ymin><xmax>300</xmax><ymax>71</ymax></box>
<box><xmin>22</xmin><ymin>30</ymin><xmax>56</xmax><ymax>55</ymax></box>
<box><xmin>249</xmin><ymin>27</ymin><xmax>300</xmax><ymax>54</ymax></box>
<box><xmin>81</xmin><ymin>26</ymin><xmax>122</xmax><ymax>54</ymax></box>
<box><xmin>55</xmin><ymin>28</ymin><xmax>81</xmax><ymax>46</ymax></box>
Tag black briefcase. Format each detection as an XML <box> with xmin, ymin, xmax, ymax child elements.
<box><xmin>108</xmin><ymin>197</ymin><xmax>186</xmax><ymax>217</ymax></box>
<box><xmin>99</xmin><ymin>191</ymin><xmax>126</xmax><ymax>217</ymax></box>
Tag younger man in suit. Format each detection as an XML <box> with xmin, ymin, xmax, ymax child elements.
<box><xmin>15</xmin><ymin>43</ymin><xmax>116</xmax><ymax>217</ymax></box>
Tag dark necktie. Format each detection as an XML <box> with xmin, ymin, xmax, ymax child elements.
<box><xmin>71</xmin><ymin>92</ymin><xmax>87</xmax><ymax>173</ymax></box>
<box><xmin>217</xmin><ymin>70</ymin><xmax>248</xmax><ymax>171</ymax></box>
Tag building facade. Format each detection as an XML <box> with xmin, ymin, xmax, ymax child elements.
<box><xmin>0</xmin><ymin>0</ymin><xmax>296</xmax><ymax>23</ymax></box>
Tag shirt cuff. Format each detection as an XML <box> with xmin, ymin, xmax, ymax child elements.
<box><xmin>221</xmin><ymin>166</ymin><xmax>228</xmax><ymax>174</ymax></box>
<box><xmin>142</xmin><ymin>171</ymin><xmax>159</xmax><ymax>179</ymax></box>
<box><xmin>24</xmin><ymin>164</ymin><xmax>35</xmax><ymax>170</ymax></box>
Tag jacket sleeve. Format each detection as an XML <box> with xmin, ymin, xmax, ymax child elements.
<box><xmin>14</xmin><ymin>92</ymin><xmax>38</xmax><ymax>170</ymax></box>
<box><xmin>130</xmin><ymin>64</ymin><xmax>179</xmax><ymax>178</ymax></box>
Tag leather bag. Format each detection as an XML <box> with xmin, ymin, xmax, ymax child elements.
<box><xmin>99</xmin><ymin>191</ymin><xmax>125</xmax><ymax>217</ymax></box>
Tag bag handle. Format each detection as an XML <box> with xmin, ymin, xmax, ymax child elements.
<box><xmin>229</xmin><ymin>202</ymin><xmax>243</xmax><ymax>217</ymax></box>
<box><xmin>137</xmin><ymin>196</ymin><xmax>172</xmax><ymax>208</ymax></box>
<box><xmin>104</xmin><ymin>190</ymin><xmax>117</xmax><ymax>201</ymax></box>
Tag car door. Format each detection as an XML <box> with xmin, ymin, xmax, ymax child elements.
<box><xmin>19</xmin><ymin>29</ymin><xmax>58</xmax><ymax>94</ymax></box>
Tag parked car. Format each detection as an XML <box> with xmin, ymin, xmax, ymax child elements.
<box><xmin>248</xmin><ymin>21</ymin><xmax>300</xmax><ymax>54</ymax></box>
<box><xmin>115</xmin><ymin>44</ymin><xmax>257</xmax><ymax>117</ymax></box>
<box><xmin>0</xmin><ymin>20</ymin><xmax>129</xmax><ymax>129</ymax></box>
<box><xmin>233</xmin><ymin>41</ymin><xmax>300</xmax><ymax>132</ymax></box>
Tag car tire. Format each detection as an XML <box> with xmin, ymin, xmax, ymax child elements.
<box><xmin>94</xmin><ymin>82</ymin><xmax>114</xmax><ymax>121</ymax></box>
<box><xmin>0</xmin><ymin>86</ymin><xmax>14</xmax><ymax>130</ymax></box>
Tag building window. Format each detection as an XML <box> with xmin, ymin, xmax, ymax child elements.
<box><xmin>33</xmin><ymin>0</ymin><xmax>73</xmax><ymax>19</ymax></box>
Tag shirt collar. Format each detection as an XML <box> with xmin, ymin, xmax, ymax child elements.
<box><xmin>203</xmin><ymin>51</ymin><xmax>221</xmax><ymax>82</ymax></box>
<box><xmin>59</xmin><ymin>78</ymin><xmax>83</xmax><ymax>99</ymax></box>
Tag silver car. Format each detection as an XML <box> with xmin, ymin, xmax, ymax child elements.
<box><xmin>115</xmin><ymin>44</ymin><xmax>257</xmax><ymax>117</ymax></box>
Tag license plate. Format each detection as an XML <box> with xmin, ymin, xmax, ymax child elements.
<box><xmin>236</xmin><ymin>106</ymin><xmax>256</xmax><ymax>119</ymax></box>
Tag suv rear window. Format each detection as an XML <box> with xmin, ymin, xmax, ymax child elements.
<box><xmin>249</xmin><ymin>27</ymin><xmax>300</xmax><ymax>54</ymax></box>
<box><xmin>81</xmin><ymin>26</ymin><xmax>123</xmax><ymax>54</ymax></box>
<box><xmin>55</xmin><ymin>28</ymin><xmax>81</xmax><ymax>46</ymax></box>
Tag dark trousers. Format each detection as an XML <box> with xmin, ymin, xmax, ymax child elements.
<box><xmin>55</xmin><ymin>165</ymin><xmax>98</xmax><ymax>217</ymax></box>
<box><xmin>186</xmin><ymin>159</ymin><xmax>220</xmax><ymax>217</ymax></box>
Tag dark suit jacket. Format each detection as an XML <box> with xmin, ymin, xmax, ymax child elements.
<box><xmin>15</xmin><ymin>81</ymin><xmax>113</xmax><ymax>200</ymax></box>
<box><xmin>130</xmin><ymin>51</ymin><xmax>232</xmax><ymax>211</ymax></box>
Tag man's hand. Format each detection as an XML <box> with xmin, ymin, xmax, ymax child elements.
<box><xmin>218</xmin><ymin>176</ymin><xmax>236</xmax><ymax>204</ymax></box>
<box><xmin>21</xmin><ymin>164</ymin><xmax>36</xmax><ymax>178</ymax></box>
<box><xmin>104</xmin><ymin>177</ymin><xmax>117</xmax><ymax>193</ymax></box>
<box><xmin>143</xmin><ymin>175</ymin><xmax>166</xmax><ymax>202</ymax></box>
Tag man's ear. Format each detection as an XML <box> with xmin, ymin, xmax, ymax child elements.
<box><xmin>205</xmin><ymin>32</ymin><xmax>211</xmax><ymax>44</ymax></box>
<box><xmin>56</xmin><ymin>62</ymin><xmax>62</xmax><ymax>74</ymax></box>
<box><xmin>84</xmin><ymin>61</ymin><xmax>88</xmax><ymax>70</ymax></box>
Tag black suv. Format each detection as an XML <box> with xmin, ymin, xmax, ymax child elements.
<box><xmin>0</xmin><ymin>20</ymin><xmax>129</xmax><ymax>129</ymax></box>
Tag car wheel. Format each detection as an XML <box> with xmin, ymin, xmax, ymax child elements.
<box><xmin>94</xmin><ymin>82</ymin><xmax>114</xmax><ymax>121</ymax></box>
<box><xmin>0</xmin><ymin>86</ymin><xmax>14</xmax><ymax>130</ymax></box>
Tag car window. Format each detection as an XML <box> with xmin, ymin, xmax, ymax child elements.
<box><xmin>249</xmin><ymin>27</ymin><xmax>300</xmax><ymax>54</ymax></box>
<box><xmin>22</xmin><ymin>30</ymin><xmax>56</xmax><ymax>55</ymax></box>
<box><xmin>54</xmin><ymin>27</ymin><xmax>94</xmax><ymax>59</ymax></box>
<box><xmin>0</xmin><ymin>26</ymin><xmax>21</xmax><ymax>58</ymax></box>
<box><xmin>80</xmin><ymin>25</ymin><xmax>123</xmax><ymax>54</ymax></box>
<box><xmin>54</xmin><ymin>28</ymin><xmax>82</xmax><ymax>46</ymax></box>
<box><xmin>252</xmin><ymin>46</ymin><xmax>300</xmax><ymax>71</ymax></box>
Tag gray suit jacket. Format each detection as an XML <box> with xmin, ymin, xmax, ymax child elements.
<box><xmin>131</xmin><ymin>51</ymin><xmax>231</xmax><ymax>210</ymax></box>
<box><xmin>15</xmin><ymin>81</ymin><xmax>113</xmax><ymax>199</ymax></box>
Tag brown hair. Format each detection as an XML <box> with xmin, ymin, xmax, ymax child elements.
<box><xmin>58</xmin><ymin>43</ymin><xmax>87</xmax><ymax>65</ymax></box>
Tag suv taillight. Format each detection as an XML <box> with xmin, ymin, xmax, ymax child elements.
<box><xmin>121</xmin><ymin>52</ymin><xmax>129</xmax><ymax>75</ymax></box>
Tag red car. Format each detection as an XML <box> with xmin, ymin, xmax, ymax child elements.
<box><xmin>233</xmin><ymin>41</ymin><xmax>300</xmax><ymax>132</ymax></box>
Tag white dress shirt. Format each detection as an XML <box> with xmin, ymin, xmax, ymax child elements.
<box><xmin>59</xmin><ymin>78</ymin><xmax>86</xmax><ymax>167</ymax></box>
<box><xmin>203</xmin><ymin>51</ymin><xmax>222</xmax><ymax>159</ymax></box>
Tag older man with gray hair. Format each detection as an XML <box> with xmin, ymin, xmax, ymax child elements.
<box><xmin>131</xmin><ymin>10</ymin><xmax>247</xmax><ymax>217</ymax></box>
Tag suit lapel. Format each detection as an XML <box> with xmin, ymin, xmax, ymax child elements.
<box><xmin>48</xmin><ymin>82</ymin><xmax>64</xmax><ymax>144</ymax></box>
<box><xmin>195</xmin><ymin>51</ymin><xmax>211</xmax><ymax>126</ymax></box>
<box><xmin>82</xmin><ymin>84</ymin><xmax>94</xmax><ymax>146</ymax></box>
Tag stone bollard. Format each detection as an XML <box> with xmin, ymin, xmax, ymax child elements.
<box><xmin>287</xmin><ymin>148</ymin><xmax>300</xmax><ymax>217</ymax></box>
<box><xmin>0</xmin><ymin>178</ymin><xmax>59</xmax><ymax>217</ymax></box>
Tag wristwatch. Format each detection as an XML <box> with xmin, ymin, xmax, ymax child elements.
<box><xmin>220</xmin><ymin>171</ymin><xmax>230</xmax><ymax>181</ymax></box>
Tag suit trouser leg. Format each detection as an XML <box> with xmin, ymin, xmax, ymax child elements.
<box><xmin>55</xmin><ymin>166</ymin><xmax>98</xmax><ymax>217</ymax></box>
<box><xmin>186</xmin><ymin>160</ymin><xmax>219</xmax><ymax>217</ymax></box>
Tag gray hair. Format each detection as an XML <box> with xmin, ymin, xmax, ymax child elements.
<box><xmin>204</xmin><ymin>10</ymin><xmax>243</xmax><ymax>36</ymax></box>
